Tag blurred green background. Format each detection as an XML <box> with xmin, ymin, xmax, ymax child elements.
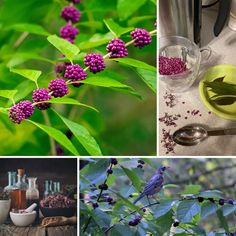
<box><xmin>0</xmin><ymin>0</ymin><xmax>156</xmax><ymax>155</ymax></box>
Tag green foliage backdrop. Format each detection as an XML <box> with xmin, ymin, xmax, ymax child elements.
<box><xmin>0</xmin><ymin>0</ymin><xmax>156</xmax><ymax>155</ymax></box>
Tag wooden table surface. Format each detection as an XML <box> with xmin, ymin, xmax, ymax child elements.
<box><xmin>0</xmin><ymin>224</ymin><xmax>77</xmax><ymax>236</ymax></box>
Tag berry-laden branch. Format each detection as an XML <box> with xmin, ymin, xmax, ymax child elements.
<box><xmin>8</xmin><ymin>0</ymin><xmax>157</xmax><ymax>125</ymax></box>
<box><xmin>82</xmin><ymin>158</ymin><xmax>118</xmax><ymax>233</ymax></box>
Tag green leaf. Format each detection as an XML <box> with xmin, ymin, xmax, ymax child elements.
<box><xmin>52</xmin><ymin>110</ymin><xmax>102</xmax><ymax>156</ymax></box>
<box><xmin>104</xmin><ymin>18</ymin><xmax>134</xmax><ymax>37</ymax></box>
<box><xmin>204</xmin><ymin>81</ymin><xmax>236</xmax><ymax>95</ymax></box>
<box><xmin>8</xmin><ymin>23</ymin><xmax>50</xmax><ymax>36</ymax></box>
<box><xmin>80</xmin><ymin>76</ymin><xmax>134</xmax><ymax>90</ymax></box>
<box><xmin>180</xmin><ymin>185</ymin><xmax>202</xmax><ymax>195</ymax></box>
<box><xmin>198</xmin><ymin>190</ymin><xmax>223</xmax><ymax>198</ymax></box>
<box><xmin>78</xmin><ymin>32</ymin><xmax>113</xmax><ymax>50</ymax></box>
<box><xmin>117</xmin><ymin>0</ymin><xmax>147</xmax><ymax>20</ymax></box>
<box><xmin>121</xmin><ymin>166</ymin><xmax>142</xmax><ymax>191</ymax></box>
<box><xmin>48</xmin><ymin>97</ymin><xmax>98</xmax><ymax>112</ymax></box>
<box><xmin>47</xmin><ymin>35</ymin><xmax>80</xmax><ymax>62</ymax></box>
<box><xmin>177</xmin><ymin>200</ymin><xmax>201</xmax><ymax>223</ymax></box>
<box><xmin>0</xmin><ymin>90</ymin><xmax>17</xmax><ymax>100</ymax></box>
<box><xmin>135</xmin><ymin>68</ymin><xmax>156</xmax><ymax>93</ymax></box>
<box><xmin>210</xmin><ymin>95</ymin><xmax>236</xmax><ymax>105</ymax></box>
<box><xmin>128</xmin><ymin>15</ymin><xmax>156</xmax><ymax>26</ymax></box>
<box><xmin>110</xmin><ymin>225</ymin><xmax>135</xmax><ymax>236</ymax></box>
<box><xmin>154</xmin><ymin>200</ymin><xmax>176</xmax><ymax>218</ymax></box>
<box><xmin>27</xmin><ymin>120</ymin><xmax>79</xmax><ymax>156</ymax></box>
<box><xmin>201</xmin><ymin>202</ymin><xmax>218</xmax><ymax>219</ymax></box>
<box><xmin>81</xmin><ymin>159</ymin><xmax>110</xmax><ymax>185</ymax></box>
<box><xmin>113</xmin><ymin>58</ymin><xmax>156</xmax><ymax>72</ymax></box>
<box><xmin>111</xmin><ymin>190</ymin><xmax>141</xmax><ymax>212</ymax></box>
<box><xmin>10</xmin><ymin>68</ymin><xmax>41</xmax><ymax>84</ymax></box>
<box><xmin>92</xmin><ymin>208</ymin><xmax>111</xmax><ymax>228</ymax></box>
<box><xmin>156</xmin><ymin>210</ymin><xmax>173</xmax><ymax>235</ymax></box>
<box><xmin>216</xmin><ymin>209</ymin><xmax>229</xmax><ymax>233</ymax></box>
<box><xmin>222</xmin><ymin>204</ymin><xmax>236</xmax><ymax>216</ymax></box>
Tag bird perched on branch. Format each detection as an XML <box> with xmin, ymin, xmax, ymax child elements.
<box><xmin>133</xmin><ymin>166</ymin><xmax>169</xmax><ymax>204</ymax></box>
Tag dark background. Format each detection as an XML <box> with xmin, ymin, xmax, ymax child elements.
<box><xmin>0</xmin><ymin>158</ymin><xmax>77</xmax><ymax>199</ymax></box>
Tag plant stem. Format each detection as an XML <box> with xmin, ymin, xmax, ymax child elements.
<box><xmin>42</xmin><ymin>110</ymin><xmax>56</xmax><ymax>156</ymax></box>
<box><xmin>14</xmin><ymin>32</ymin><xmax>29</xmax><ymax>48</ymax></box>
<box><xmin>83</xmin><ymin>163</ymin><xmax>113</xmax><ymax>233</ymax></box>
<box><xmin>104</xmin><ymin>201</ymin><xmax>160</xmax><ymax>234</ymax></box>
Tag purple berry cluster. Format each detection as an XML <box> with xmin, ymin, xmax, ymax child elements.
<box><xmin>61</xmin><ymin>6</ymin><xmax>81</xmax><ymax>23</ymax></box>
<box><xmin>9</xmin><ymin>101</ymin><xmax>34</xmax><ymax>124</ymax></box>
<box><xmin>9</xmin><ymin>12</ymin><xmax>155</xmax><ymax>124</ymax></box>
<box><xmin>64</xmin><ymin>64</ymin><xmax>87</xmax><ymax>87</ymax></box>
<box><xmin>60</xmin><ymin>24</ymin><xmax>79</xmax><ymax>44</ymax></box>
<box><xmin>137</xmin><ymin>159</ymin><xmax>145</xmax><ymax>169</ymax></box>
<box><xmin>48</xmin><ymin>78</ymin><xmax>69</xmax><ymax>98</ymax></box>
<box><xmin>131</xmin><ymin>28</ymin><xmax>152</xmax><ymax>49</ymax></box>
<box><xmin>60</xmin><ymin>1</ymin><xmax>80</xmax><ymax>44</ymax></box>
<box><xmin>84</xmin><ymin>53</ymin><xmax>106</xmax><ymax>74</ymax></box>
<box><xmin>32</xmin><ymin>88</ymin><xmax>51</xmax><ymax>110</ymax></box>
<box><xmin>128</xmin><ymin>215</ymin><xmax>142</xmax><ymax>226</ymax></box>
<box><xmin>106</xmin><ymin>38</ymin><xmax>128</xmax><ymax>58</ymax></box>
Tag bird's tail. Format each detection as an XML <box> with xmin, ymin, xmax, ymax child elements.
<box><xmin>133</xmin><ymin>193</ymin><xmax>145</xmax><ymax>205</ymax></box>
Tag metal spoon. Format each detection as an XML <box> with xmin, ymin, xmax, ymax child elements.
<box><xmin>173</xmin><ymin>125</ymin><xmax>236</xmax><ymax>146</ymax></box>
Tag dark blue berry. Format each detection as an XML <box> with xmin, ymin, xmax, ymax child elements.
<box><xmin>92</xmin><ymin>202</ymin><xmax>99</xmax><ymax>209</ymax></box>
<box><xmin>111</xmin><ymin>158</ymin><xmax>118</xmax><ymax>165</ymax></box>
<box><xmin>219</xmin><ymin>198</ymin><xmax>225</xmax><ymax>206</ymax></box>
<box><xmin>98</xmin><ymin>183</ymin><xmax>108</xmax><ymax>190</ymax></box>
<box><xmin>107</xmin><ymin>169</ymin><xmax>113</xmax><ymax>174</ymax></box>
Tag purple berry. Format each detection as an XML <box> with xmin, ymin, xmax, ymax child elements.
<box><xmin>208</xmin><ymin>198</ymin><xmax>215</xmax><ymax>203</ymax></box>
<box><xmin>111</xmin><ymin>158</ymin><xmax>118</xmax><ymax>165</ymax></box>
<box><xmin>55</xmin><ymin>62</ymin><xmax>67</xmax><ymax>75</ymax></box>
<box><xmin>138</xmin><ymin>160</ymin><xmax>145</xmax><ymax>164</ymax></box>
<box><xmin>219</xmin><ymin>198</ymin><xmax>225</xmax><ymax>206</ymax></box>
<box><xmin>142</xmin><ymin>208</ymin><xmax>146</xmax><ymax>212</ymax></box>
<box><xmin>107</xmin><ymin>169</ymin><xmax>113</xmax><ymax>174</ymax></box>
<box><xmin>61</xmin><ymin>6</ymin><xmax>81</xmax><ymax>23</ymax></box>
<box><xmin>106</xmin><ymin>38</ymin><xmax>128</xmax><ymax>58</ymax></box>
<box><xmin>227</xmin><ymin>198</ymin><xmax>234</xmax><ymax>205</ymax></box>
<box><xmin>64</xmin><ymin>64</ymin><xmax>87</xmax><ymax>87</ymax></box>
<box><xmin>32</xmin><ymin>88</ymin><xmax>51</xmax><ymax>110</ymax></box>
<box><xmin>128</xmin><ymin>220</ymin><xmax>138</xmax><ymax>226</ymax></box>
<box><xmin>130</xmin><ymin>28</ymin><xmax>152</xmax><ymax>48</ymax></box>
<box><xmin>48</xmin><ymin>78</ymin><xmax>68</xmax><ymax>97</ymax></box>
<box><xmin>173</xmin><ymin>221</ymin><xmax>179</xmax><ymax>227</ymax></box>
<box><xmin>60</xmin><ymin>24</ymin><xmax>79</xmax><ymax>41</ymax></box>
<box><xmin>197</xmin><ymin>197</ymin><xmax>204</xmax><ymax>203</ymax></box>
<box><xmin>9</xmin><ymin>100</ymin><xmax>34</xmax><ymax>124</ymax></box>
<box><xmin>84</xmin><ymin>53</ymin><xmax>105</xmax><ymax>74</ymax></box>
<box><xmin>106</xmin><ymin>196</ymin><xmax>113</xmax><ymax>203</ymax></box>
<box><xmin>92</xmin><ymin>202</ymin><xmax>99</xmax><ymax>209</ymax></box>
<box><xmin>98</xmin><ymin>183</ymin><xmax>108</xmax><ymax>190</ymax></box>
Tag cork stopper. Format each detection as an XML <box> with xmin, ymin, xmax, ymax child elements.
<box><xmin>17</xmin><ymin>169</ymin><xmax>25</xmax><ymax>177</ymax></box>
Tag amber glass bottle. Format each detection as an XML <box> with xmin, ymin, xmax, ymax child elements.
<box><xmin>11</xmin><ymin>169</ymin><xmax>28</xmax><ymax>209</ymax></box>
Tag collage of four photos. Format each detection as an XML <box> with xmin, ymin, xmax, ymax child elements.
<box><xmin>0</xmin><ymin>0</ymin><xmax>236</xmax><ymax>235</ymax></box>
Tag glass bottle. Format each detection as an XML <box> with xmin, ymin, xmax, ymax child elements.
<box><xmin>4</xmin><ymin>171</ymin><xmax>17</xmax><ymax>209</ymax></box>
<box><xmin>49</xmin><ymin>180</ymin><xmax>53</xmax><ymax>195</ymax></box>
<box><xmin>26</xmin><ymin>177</ymin><xmax>39</xmax><ymax>223</ymax></box>
<box><xmin>57</xmin><ymin>182</ymin><xmax>61</xmax><ymax>193</ymax></box>
<box><xmin>4</xmin><ymin>171</ymin><xmax>16</xmax><ymax>192</ymax></box>
<box><xmin>11</xmin><ymin>169</ymin><xmax>28</xmax><ymax>209</ymax></box>
<box><xmin>44</xmin><ymin>180</ymin><xmax>50</xmax><ymax>197</ymax></box>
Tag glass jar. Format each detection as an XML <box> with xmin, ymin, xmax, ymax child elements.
<box><xmin>44</xmin><ymin>180</ymin><xmax>50</xmax><ymax>197</ymax></box>
<box><xmin>26</xmin><ymin>177</ymin><xmax>39</xmax><ymax>223</ymax></box>
<box><xmin>4</xmin><ymin>171</ymin><xmax>17</xmax><ymax>192</ymax></box>
<box><xmin>11</xmin><ymin>169</ymin><xmax>28</xmax><ymax>209</ymax></box>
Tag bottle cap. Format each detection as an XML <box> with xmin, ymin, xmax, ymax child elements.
<box><xmin>17</xmin><ymin>169</ymin><xmax>25</xmax><ymax>177</ymax></box>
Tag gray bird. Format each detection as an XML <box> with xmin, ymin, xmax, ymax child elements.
<box><xmin>133</xmin><ymin>166</ymin><xmax>169</xmax><ymax>204</ymax></box>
